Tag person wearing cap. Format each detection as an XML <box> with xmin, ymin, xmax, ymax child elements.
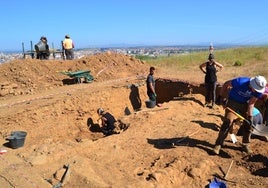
<box><xmin>213</xmin><ymin>75</ymin><xmax>267</xmax><ymax>154</ymax></box>
<box><xmin>97</xmin><ymin>108</ymin><xmax>116</xmax><ymax>136</ymax></box>
<box><xmin>63</xmin><ymin>35</ymin><xmax>74</xmax><ymax>60</ymax></box>
<box><xmin>199</xmin><ymin>53</ymin><xmax>224</xmax><ymax>109</ymax></box>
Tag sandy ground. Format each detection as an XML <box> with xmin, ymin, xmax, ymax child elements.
<box><xmin>0</xmin><ymin>52</ymin><xmax>267</xmax><ymax>188</ymax></box>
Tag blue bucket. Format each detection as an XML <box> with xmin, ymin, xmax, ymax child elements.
<box><xmin>209</xmin><ymin>178</ymin><xmax>227</xmax><ymax>188</ymax></box>
<box><xmin>7</xmin><ymin>131</ymin><xmax>27</xmax><ymax>149</ymax></box>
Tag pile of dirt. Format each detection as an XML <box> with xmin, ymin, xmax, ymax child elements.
<box><xmin>0</xmin><ymin>52</ymin><xmax>267</xmax><ymax>188</ymax></box>
<box><xmin>0</xmin><ymin>52</ymin><xmax>148</xmax><ymax>98</ymax></box>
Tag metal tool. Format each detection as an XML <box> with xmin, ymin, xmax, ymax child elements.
<box><xmin>53</xmin><ymin>164</ymin><xmax>70</xmax><ymax>188</ymax></box>
<box><xmin>226</xmin><ymin>107</ymin><xmax>268</xmax><ymax>136</ymax></box>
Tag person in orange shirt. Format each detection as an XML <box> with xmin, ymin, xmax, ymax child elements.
<box><xmin>63</xmin><ymin>35</ymin><xmax>74</xmax><ymax>60</ymax></box>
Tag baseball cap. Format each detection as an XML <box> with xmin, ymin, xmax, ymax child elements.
<box><xmin>250</xmin><ymin>76</ymin><xmax>267</xmax><ymax>93</ymax></box>
<box><xmin>97</xmin><ymin>108</ymin><xmax>104</xmax><ymax>115</ymax></box>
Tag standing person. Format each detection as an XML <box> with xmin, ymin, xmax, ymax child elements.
<box><xmin>97</xmin><ymin>108</ymin><xmax>116</xmax><ymax>136</ymax></box>
<box><xmin>199</xmin><ymin>53</ymin><xmax>224</xmax><ymax>108</ymax></box>
<box><xmin>213</xmin><ymin>75</ymin><xmax>267</xmax><ymax>154</ymax></box>
<box><xmin>146</xmin><ymin>67</ymin><xmax>157</xmax><ymax>102</ymax></box>
<box><xmin>35</xmin><ymin>36</ymin><xmax>50</xmax><ymax>60</ymax></box>
<box><xmin>63</xmin><ymin>35</ymin><xmax>74</xmax><ymax>60</ymax></box>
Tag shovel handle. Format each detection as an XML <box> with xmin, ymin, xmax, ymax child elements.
<box><xmin>226</xmin><ymin>107</ymin><xmax>251</xmax><ymax>125</ymax></box>
<box><xmin>224</xmin><ymin>160</ymin><xmax>234</xmax><ymax>179</ymax></box>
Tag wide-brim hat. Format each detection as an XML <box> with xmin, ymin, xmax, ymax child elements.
<box><xmin>250</xmin><ymin>76</ymin><xmax>267</xmax><ymax>93</ymax></box>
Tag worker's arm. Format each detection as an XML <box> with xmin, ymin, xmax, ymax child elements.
<box><xmin>214</xmin><ymin>61</ymin><xmax>224</xmax><ymax>71</ymax></box>
<box><xmin>149</xmin><ymin>82</ymin><xmax>156</xmax><ymax>95</ymax></box>
<box><xmin>199</xmin><ymin>63</ymin><xmax>206</xmax><ymax>74</ymax></box>
<box><xmin>247</xmin><ymin>97</ymin><xmax>258</xmax><ymax>120</ymax></box>
<box><xmin>216</xmin><ymin>80</ymin><xmax>232</xmax><ymax>105</ymax></box>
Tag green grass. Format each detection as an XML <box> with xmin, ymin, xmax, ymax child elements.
<box><xmin>136</xmin><ymin>46</ymin><xmax>268</xmax><ymax>80</ymax></box>
<box><xmin>137</xmin><ymin>47</ymin><xmax>268</xmax><ymax>70</ymax></box>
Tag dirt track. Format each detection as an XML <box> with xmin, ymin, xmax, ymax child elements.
<box><xmin>0</xmin><ymin>52</ymin><xmax>267</xmax><ymax>188</ymax></box>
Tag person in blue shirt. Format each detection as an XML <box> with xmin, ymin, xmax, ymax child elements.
<box><xmin>213</xmin><ymin>75</ymin><xmax>267</xmax><ymax>154</ymax></box>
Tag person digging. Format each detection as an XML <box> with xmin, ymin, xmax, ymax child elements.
<box><xmin>97</xmin><ymin>108</ymin><xmax>129</xmax><ymax>136</ymax></box>
<box><xmin>213</xmin><ymin>75</ymin><xmax>267</xmax><ymax>155</ymax></box>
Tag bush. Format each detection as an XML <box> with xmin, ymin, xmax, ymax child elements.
<box><xmin>233</xmin><ymin>60</ymin><xmax>242</xmax><ymax>66</ymax></box>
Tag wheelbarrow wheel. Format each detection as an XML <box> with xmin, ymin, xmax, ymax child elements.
<box><xmin>75</xmin><ymin>78</ymin><xmax>82</xmax><ymax>84</ymax></box>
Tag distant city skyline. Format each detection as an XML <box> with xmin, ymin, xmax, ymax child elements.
<box><xmin>1</xmin><ymin>0</ymin><xmax>268</xmax><ymax>51</ymax></box>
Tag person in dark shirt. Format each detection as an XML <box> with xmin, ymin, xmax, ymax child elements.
<box><xmin>97</xmin><ymin>108</ymin><xmax>116</xmax><ymax>136</ymax></box>
<box><xmin>199</xmin><ymin>53</ymin><xmax>223</xmax><ymax>108</ymax></box>
<box><xmin>35</xmin><ymin>36</ymin><xmax>50</xmax><ymax>60</ymax></box>
<box><xmin>146</xmin><ymin>67</ymin><xmax>156</xmax><ymax>101</ymax></box>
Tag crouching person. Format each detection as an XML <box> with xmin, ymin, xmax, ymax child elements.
<box><xmin>97</xmin><ymin>108</ymin><xmax>116</xmax><ymax>136</ymax></box>
<box><xmin>97</xmin><ymin>108</ymin><xmax>130</xmax><ymax>136</ymax></box>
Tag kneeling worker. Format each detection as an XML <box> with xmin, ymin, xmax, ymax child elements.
<box><xmin>97</xmin><ymin>108</ymin><xmax>116</xmax><ymax>136</ymax></box>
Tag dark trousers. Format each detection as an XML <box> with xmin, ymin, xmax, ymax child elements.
<box><xmin>205</xmin><ymin>82</ymin><xmax>217</xmax><ymax>104</ymax></box>
<box><xmin>65</xmin><ymin>49</ymin><xmax>74</xmax><ymax>60</ymax></box>
<box><xmin>147</xmin><ymin>91</ymin><xmax>156</xmax><ymax>101</ymax></box>
<box><xmin>215</xmin><ymin>99</ymin><xmax>251</xmax><ymax>146</ymax></box>
<box><xmin>263</xmin><ymin>100</ymin><xmax>268</xmax><ymax>124</ymax></box>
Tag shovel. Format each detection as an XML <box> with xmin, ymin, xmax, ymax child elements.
<box><xmin>226</xmin><ymin>107</ymin><xmax>268</xmax><ymax>137</ymax></box>
<box><xmin>53</xmin><ymin>164</ymin><xmax>70</xmax><ymax>188</ymax></box>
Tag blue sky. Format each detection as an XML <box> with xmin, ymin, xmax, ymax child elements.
<box><xmin>1</xmin><ymin>0</ymin><xmax>268</xmax><ymax>51</ymax></box>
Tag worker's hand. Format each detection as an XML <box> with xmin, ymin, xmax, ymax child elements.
<box><xmin>246</xmin><ymin>116</ymin><xmax>254</xmax><ymax>126</ymax></box>
<box><xmin>151</xmin><ymin>93</ymin><xmax>157</xmax><ymax>101</ymax></box>
<box><xmin>216</xmin><ymin>95</ymin><xmax>227</xmax><ymax>106</ymax></box>
<box><xmin>222</xmin><ymin>98</ymin><xmax>227</xmax><ymax>106</ymax></box>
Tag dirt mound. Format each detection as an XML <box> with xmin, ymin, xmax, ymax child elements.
<box><xmin>0</xmin><ymin>52</ymin><xmax>148</xmax><ymax>98</ymax></box>
<box><xmin>0</xmin><ymin>52</ymin><xmax>267</xmax><ymax>188</ymax></box>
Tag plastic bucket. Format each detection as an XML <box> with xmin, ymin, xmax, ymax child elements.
<box><xmin>145</xmin><ymin>100</ymin><xmax>156</xmax><ymax>108</ymax></box>
<box><xmin>209</xmin><ymin>178</ymin><xmax>227</xmax><ymax>188</ymax></box>
<box><xmin>7</xmin><ymin>131</ymin><xmax>27</xmax><ymax>149</ymax></box>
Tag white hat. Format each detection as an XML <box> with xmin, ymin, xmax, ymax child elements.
<box><xmin>97</xmin><ymin>108</ymin><xmax>104</xmax><ymax>115</ymax></box>
<box><xmin>250</xmin><ymin>76</ymin><xmax>267</xmax><ymax>93</ymax></box>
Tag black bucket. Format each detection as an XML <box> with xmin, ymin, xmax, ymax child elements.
<box><xmin>7</xmin><ymin>131</ymin><xmax>27</xmax><ymax>149</ymax></box>
<box><xmin>145</xmin><ymin>100</ymin><xmax>156</xmax><ymax>108</ymax></box>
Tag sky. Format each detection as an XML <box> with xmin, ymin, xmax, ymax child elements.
<box><xmin>1</xmin><ymin>0</ymin><xmax>268</xmax><ymax>51</ymax></box>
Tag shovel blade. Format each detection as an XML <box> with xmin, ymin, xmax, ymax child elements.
<box><xmin>251</xmin><ymin>124</ymin><xmax>268</xmax><ymax>136</ymax></box>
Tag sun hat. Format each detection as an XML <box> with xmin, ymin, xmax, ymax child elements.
<box><xmin>250</xmin><ymin>76</ymin><xmax>267</xmax><ymax>93</ymax></box>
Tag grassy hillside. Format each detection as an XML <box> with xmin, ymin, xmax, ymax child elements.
<box><xmin>137</xmin><ymin>46</ymin><xmax>268</xmax><ymax>83</ymax></box>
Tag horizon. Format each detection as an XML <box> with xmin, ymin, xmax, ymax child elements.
<box><xmin>2</xmin><ymin>43</ymin><xmax>267</xmax><ymax>54</ymax></box>
<box><xmin>1</xmin><ymin>0</ymin><xmax>268</xmax><ymax>51</ymax></box>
